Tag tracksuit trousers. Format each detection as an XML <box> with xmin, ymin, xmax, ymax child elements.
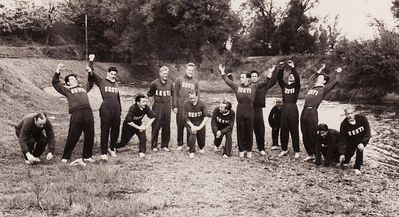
<box><xmin>62</xmin><ymin>108</ymin><xmax>94</xmax><ymax>160</ymax></box>
<box><xmin>254</xmin><ymin>107</ymin><xmax>265</xmax><ymax>151</ymax></box>
<box><xmin>115</xmin><ymin>121</ymin><xmax>147</xmax><ymax>153</ymax></box>
<box><xmin>271</xmin><ymin>126</ymin><xmax>280</xmax><ymax>147</ymax></box>
<box><xmin>236</xmin><ymin>104</ymin><xmax>254</xmax><ymax>152</ymax></box>
<box><xmin>99</xmin><ymin>103</ymin><xmax>121</xmax><ymax>155</ymax></box>
<box><xmin>213</xmin><ymin>130</ymin><xmax>233</xmax><ymax>156</ymax></box>
<box><xmin>186</xmin><ymin>123</ymin><xmax>206</xmax><ymax>153</ymax></box>
<box><xmin>280</xmin><ymin>103</ymin><xmax>300</xmax><ymax>152</ymax></box>
<box><xmin>300</xmin><ymin>108</ymin><xmax>318</xmax><ymax>156</ymax></box>
<box><xmin>176</xmin><ymin>103</ymin><xmax>189</xmax><ymax>147</ymax></box>
<box><xmin>342</xmin><ymin>144</ymin><xmax>364</xmax><ymax>170</ymax></box>
<box><xmin>151</xmin><ymin>102</ymin><xmax>171</xmax><ymax>148</ymax></box>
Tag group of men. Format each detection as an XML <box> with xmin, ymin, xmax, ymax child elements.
<box><xmin>15</xmin><ymin>54</ymin><xmax>371</xmax><ymax>174</ymax></box>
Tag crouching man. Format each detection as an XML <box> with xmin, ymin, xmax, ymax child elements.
<box><xmin>314</xmin><ymin>124</ymin><xmax>342</xmax><ymax>167</ymax></box>
<box><xmin>183</xmin><ymin>91</ymin><xmax>211</xmax><ymax>158</ymax></box>
<box><xmin>211</xmin><ymin>100</ymin><xmax>235</xmax><ymax>157</ymax></box>
<box><xmin>15</xmin><ymin>113</ymin><xmax>55</xmax><ymax>164</ymax></box>
<box><xmin>112</xmin><ymin>94</ymin><xmax>155</xmax><ymax>158</ymax></box>
<box><xmin>339</xmin><ymin>107</ymin><xmax>371</xmax><ymax>175</ymax></box>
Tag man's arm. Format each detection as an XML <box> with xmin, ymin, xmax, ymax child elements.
<box><xmin>314</xmin><ymin>138</ymin><xmax>322</xmax><ymax>166</ymax></box>
<box><xmin>218</xmin><ymin>64</ymin><xmax>237</xmax><ymax>91</ymax></box>
<box><xmin>173</xmin><ymin>78</ymin><xmax>180</xmax><ymax>110</ymax></box>
<box><xmin>339</xmin><ymin>122</ymin><xmax>348</xmax><ymax>155</ymax></box>
<box><xmin>211</xmin><ymin>108</ymin><xmax>219</xmax><ymax>134</ymax></box>
<box><xmin>277</xmin><ymin>65</ymin><xmax>285</xmax><ymax>89</ymax></box>
<box><xmin>147</xmin><ymin>82</ymin><xmax>156</xmax><ymax>97</ymax></box>
<box><xmin>52</xmin><ymin>65</ymin><xmax>69</xmax><ymax>96</ymax></box>
<box><xmin>44</xmin><ymin>120</ymin><xmax>55</xmax><ymax>154</ymax></box>
<box><xmin>292</xmin><ymin>67</ymin><xmax>301</xmax><ymax>91</ymax></box>
<box><xmin>18</xmin><ymin>121</ymin><xmax>32</xmax><ymax>154</ymax></box>
<box><xmin>361</xmin><ymin>115</ymin><xmax>371</xmax><ymax>146</ymax></box>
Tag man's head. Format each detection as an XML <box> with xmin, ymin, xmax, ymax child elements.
<box><xmin>344</xmin><ymin>107</ymin><xmax>356</xmax><ymax>122</ymax></box>
<box><xmin>107</xmin><ymin>67</ymin><xmax>118</xmax><ymax>81</ymax></box>
<box><xmin>188</xmin><ymin>91</ymin><xmax>199</xmax><ymax>105</ymax></box>
<box><xmin>239</xmin><ymin>72</ymin><xmax>250</xmax><ymax>85</ymax></box>
<box><xmin>250</xmin><ymin>70</ymin><xmax>259</xmax><ymax>83</ymax></box>
<box><xmin>219</xmin><ymin>99</ymin><xmax>232</xmax><ymax>114</ymax></box>
<box><xmin>159</xmin><ymin>66</ymin><xmax>169</xmax><ymax>81</ymax></box>
<box><xmin>317</xmin><ymin>123</ymin><xmax>329</xmax><ymax>139</ymax></box>
<box><xmin>185</xmin><ymin>63</ymin><xmax>196</xmax><ymax>78</ymax></box>
<box><xmin>315</xmin><ymin>73</ymin><xmax>330</xmax><ymax>87</ymax></box>
<box><xmin>135</xmin><ymin>94</ymin><xmax>148</xmax><ymax>109</ymax></box>
<box><xmin>65</xmin><ymin>74</ymin><xmax>78</xmax><ymax>87</ymax></box>
<box><xmin>275</xmin><ymin>99</ymin><xmax>282</xmax><ymax>108</ymax></box>
<box><xmin>33</xmin><ymin>113</ymin><xmax>47</xmax><ymax>128</ymax></box>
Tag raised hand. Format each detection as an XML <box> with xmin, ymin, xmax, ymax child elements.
<box><xmin>56</xmin><ymin>63</ymin><xmax>65</xmax><ymax>74</ymax></box>
<box><xmin>335</xmin><ymin>67</ymin><xmax>342</xmax><ymax>73</ymax></box>
<box><xmin>225</xmin><ymin>36</ymin><xmax>232</xmax><ymax>51</ymax></box>
<box><xmin>85</xmin><ymin>65</ymin><xmax>92</xmax><ymax>73</ymax></box>
<box><xmin>218</xmin><ymin>64</ymin><xmax>226</xmax><ymax>75</ymax></box>
<box><xmin>89</xmin><ymin>54</ymin><xmax>95</xmax><ymax>61</ymax></box>
<box><xmin>46</xmin><ymin>152</ymin><xmax>53</xmax><ymax>160</ymax></box>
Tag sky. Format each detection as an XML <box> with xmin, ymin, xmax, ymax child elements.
<box><xmin>231</xmin><ymin>0</ymin><xmax>398</xmax><ymax>40</ymax></box>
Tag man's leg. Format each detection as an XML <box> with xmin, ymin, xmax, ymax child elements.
<box><xmin>280</xmin><ymin>109</ymin><xmax>289</xmax><ymax>151</ymax></box>
<box><xmin>138</xmin><ymin>130</ymin><xmax>147</xmax><ymax>153</ymax></box>
<box><xmin>100</xmin><ymin>109</ymin><xmax>111</xmax><ymax>155</ymax></box>
<box><xmin>82</xmin><ymin>110</ymin><xmax>95</xmax><ymax>159</ymax></box>
<box><xmin>246</xmin><ymin>115</ymin><xmax>255</xmax><ymax>152</ymax></box>
<box><xmin>113</xmin><ymin>121</ymin><xmax>136</xmax><ymax>150</ymax></box>
<box><xmin>288</xmin><ymin>106</ymin><xmax>300</xmax><ymax>153</ymax></box>
<box><xmin>187</xmin><ymin>126</ymin><xmax>196</xmax><ymax>153</ymax></box>
<box><xmin>224</xmin><ymin>131</ymin><xmax>233</xmax><ymax>156</ymax></box>
<box><xmin>197</xmin><ymin>127</ymin><xmax>206</xmax><ymax>150</ymax></box>
<box><xmin>300</xmin><ymin>110</ymin><xmax>312</xmax><ymax>154</ymax></box>
<box><xmin>254</xmin><ymin>107</ymin><xmax>265</xmax><ymax>151</ymax></box>
<box><xmin>176</xmin><ymin>104</ymin><xmax>185</xmax><ymax>147</ymax></box>
<box><xmin>161</xmin><ymin>105</ymin><xmax>171</xmax><ymax>148</ymax></box>
<box><xmin>32</xmin><ymin>134</ymin><xmax>48</xmax><ymax>158</ymax></box>
<box><xmin>62</xmin><ymin>112</ymin><xmax>83</xmax><ymax>160</ymax></box>
<box><xmin>272</xmin><ymin>127</ymin><xmax>279</xmax><ymax>147</ymax></box>
<box><xmin>354</xmin><ymin>148</ymin><xmax>364</xmax><ymax>170</ymax></box>
<box><xmin>109</xmin><ymin>111</ymin><xmax>121</xmax><ymax>151</ymax></box>
<box><xmin>151</xmin><ymin>103</ymin><xmax>163</xmax><ymax>149</ymax></box>
<box><xmin>236</xmin><ymin>112</ymin><xmax>245</xmax><ymax>152</ymax></box>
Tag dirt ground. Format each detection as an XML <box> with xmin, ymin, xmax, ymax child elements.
<box><xmin>0</xmin><ymin>58</ymin><xmax>398</xmax><ymax>216</ymax></box>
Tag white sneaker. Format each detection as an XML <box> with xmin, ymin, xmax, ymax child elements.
<box><xmin>61</xmin><ymin>159</ymin><xmax>68</xmax><ymax>163</ymax></box>
<box><xmin>139</xmin><ymin>153</ymin><xmax>145</xmax><ymax>158</ymax></box>
<box><xmin>260</xmin><ymin>150</ymin><xmax>266</xmax><ymax>156</ymax></box>
<box><xmin>25</xmin><ymin>160</ymin><xmax>32</xmax><ymax>165</ymax></box>
<box><xmin>239</xmin><ymin>152</ymin><xmax>245</xmax><ymax>158</ymax></box>
<box><xmin>189</xmin><ymin>153</ymin><xmax>195</xmax><ymax>158</ymax></box>
<box><xmin>294</xmin><ymin>152</ymin><xmax>300</xmax><ymax>159</ymax></box>
<box><xmin>176</xmin><ymin>146</ymin><xmax>183</xmax><ymax>151</ymax></box>
<box><xmin>100</xmin><ymin>154</ymin><xmax>108</xmax><ymax>161</ymax></box>
<box><xmin>108</xmin><ymin>148</ymin><xmax>117</xmax><ymax>157</ymax></box>
<box><xmin>214</xmin><ymin>146</ymin><xmax>219</xmax><ymax>152</ymax></box>
<box><xmin>271</xmin><ymin>146</ymin><xmax>279</xmax><ymax>150</ymax></box>
<box><xmin>152</xmin><ymin>148</ymin><xmax>158</xmax><ymax>152</ymax></box>
<box><xmin>162</xmin><ymin>147</ymin><xmax>170</xmax><ymax>152</ymax></box>
<box><xmin>199</xmin><ymin>149</ymin><xmax>205</xmax><ymax>154</ymax></box>
<box><xmin>83</xmin><ymin>158</ymin><xmax>95</xmax><ymax>163</ymax></box>
<box><xmin>354</xmin><ymin>169</ymin><xmax>362</xmax><ymax>175</ymax></box>
<box><xmin>247</xmin><ymin>152</ymin><xmax>253</xmax><ymax>159</ymax></box>
<box><xmin>223</xmin><ymin>154</ymin><xmax>228</xmax><ymax>158</ymax></box>
<box><xmin>278</xmin><ymin>150</ymin><xmax>288</xmax><ymax>157</ymax></box>
<box><xmin>70</xmin><ymin>158</ymin><xmax>86</xmax><ymax>166</ymax></box>
<box><xmin>303</xmin><ymin>155</ymin><xmax>314</xmax><ymax>162</ymax></box>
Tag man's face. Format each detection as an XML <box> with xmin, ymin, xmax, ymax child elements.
<box><xmin>318</xmin><ymin>130</ymin><xmax>328</xmax><ymax>139</ymax></box>
<box><xmin>67</xmin><ymin>76</ymin><xmax>78</xmax><ymax>87</ymax></box>
<box><xmin>315</xmin><ymin>74</ymin><xmax>326</xmax><ymax>86</ymax></box>
<box><xmin>137</xmin><ymin>97</ymin><xmax>148</xmax><ymax>109</ymax></box>
<box><xmin>160</xmin><ymin>70</ymin><xmax>169</xmax><ymax>80</ymax></box>
<box><xmin>276</xmin><ymin>101</ymin><xmax>282</xmax><ymax>108</ymax></box>
<box><xmin>345</xmin><ymin>108</ymin><xmax>356</xmax><ymax>122</ymax></box>
<box><xmin>189</xmin><ymin>93</ymin><xmax>198</xmax><ymax>104</ymax></box>
<box><xmin>239</xmin><ymin>74</ymin><xmax>247</xmax><ymax>84</ymax></box>
<box><xmin>107</xmin><ymin>70</ymin><xmax>117</xmax><ymax>81</ymax></box>
<box><xmin>219</xmin><ymin>103</ymin><xmax>228</xmax><ymax>113</ymax></box>
<box><xmin>251</xmin><ymin>73</ymin><xmax>259</xmax><ymax>82</ymax></box>
<box><xmin>34</xmin><ymin>117</ymin><xmax>46</xmax><ymax>128</ymax></box>
<box><xmin>185</xmin><ymin>66</ymin><xmax>195</xmax><ymax>78</ymax></box>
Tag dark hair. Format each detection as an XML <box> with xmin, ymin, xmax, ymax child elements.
<box><xmin>34</xmin><ymin>112</ymin><xmax>47</xmax><ymax>121</ymax></box>
<box><xmin>250</xmin><ymin>70</ymin><xmax>259</xmax><ymax>76</ymax></box>
<box><xmin>186</xmin><ymin>62</ymin><xmax>196</xmax><ymax>68</ymax></box>
<box><xmin>317</xmin><ymin>123</ymin><xmax>328</xmax><ymax>132</ymax></box>
<box><xmin>246</xmin><ymin>72</ymin><xmax>251</xmax><ymax>78</ymax></box>
<box><xmin>221</xmin><ymin>100</ymin><xmax>232</xmax><ymax>111</ymax></box>
<box><xmin>135</xmin><ymin>94</ymin><xmax>146</xmax><ymax>103</ymax></box>
<box><xmin>108</xmin><ymin>67</ymin><xmax>118</xmax><ymax>73</ymax></box>
<box><xmin>188</xmin><ymin>90</ymin><xmax>197</xmax><ymax>96</ymax></box>
<box><xmin>64</xmin><ymin>74</ymin><xmax>77</xmax><ymax>84</ymax></box>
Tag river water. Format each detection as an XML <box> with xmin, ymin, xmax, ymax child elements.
<box><xmin>44</xmin><ymin>85</ymin><xmax>399</xmax><ymax>170</ymax></box>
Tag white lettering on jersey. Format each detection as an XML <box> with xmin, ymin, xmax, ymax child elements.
<box><xmin>71</xmin><ymin>87</ymin><xmax>87</xmax><ymax>94</ymax></box>
<box><xmin>216</xmin><ymin>117</ymin><xmax>230</xmax><ymax>124</ymax></box>
<box><xmin>348</xmin><ymin>126</ymin><xmax>365</xmax><ymax>136</ymax></box>
<box><xmin>238</xmin><ymin>87</ymin><xmax>251</xmax><ymax>94</ymax></box>
<box><xmin>182</xmin><ymin>82</ymin><xmax>195</xmax><ymax>90</ymax></box>
<box><xmin>284</xmin><ymin>88</ymin><xmax>295</xmax><ymax>94</ymax></box>
<box><xmin>188</xmin><ymin>111</ymin><xmax>203</xmax><ymax>118</ymax></box>
<box><xmin>105</xmin><ymin>86</ymin><xmax>119</xmax><ymax>93</ymax></box>
<box><xmin>155</xmin><ymin>90</ymin><xmax>171</xmax><ymax>96</ymax></box>
<box><xmin>307</xmin><ymin>89</ymin><xmax>319</xmax><ymax>96</ymax></box>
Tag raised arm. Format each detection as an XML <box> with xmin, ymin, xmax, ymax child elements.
<box><xmin>218</xmin><ymin>64</ymin><xmax>237</xmax><ymax>91</ymax></box>
<box><xmin>291</xmin><ymin>67</ymin><xmax>301</xmax><ymax>91</ymax></box>
<box><xmin>52</xmin><ymin>64</ymin><xmax>69</xmax><ymax>96</ymax></box>
<box><xmin>277</xmin><ymin>63</ymin><xmax>286</xmax><ymax>88</ymax></box>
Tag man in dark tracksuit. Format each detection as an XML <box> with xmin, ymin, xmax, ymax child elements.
<box><xmin>301</xmin><ymin>64</ymin><xmax>340</xmax><ymax>161</ymax></box>
<box><xmin>52</xmin><ymin>63</ymin><xmax>95</xmax><ymax>163</ymax></box>
<box><xmin>211</xmin><ymin>100</ymin><xmax>235</xmax><ymax>157</ymax></box>
<box><xmin>268</xmin><ymin>99</ymin><xmax>282</xmax><ymax>150</ymax></box>
<box><xmin>87</xmin><ymin>54</ymin><xmax>121</xmax><ymax>160</ymax></box>
<box><xmin>147</xmin><ymin>66</ymin><xmax>174</xmax><ymax>152</ymax></box>
<box><xmin>112</xmin><ymin>94</ymin><xmax>155</xmax><ymax>158</ymax></box>
<box><xmin>314</xmin><ymin>124</ymin><xmax>342</xmax><ymax>166</ymax></box>
<box><xmin>219</xmin><ymin>64</ymin><xmax>275</xmax><ymax>158</ymax></box>
<box><xmin>277</xmin><ymin>60</ymin><xmax>301</xmax><ymax>158</ymax></box>
<box><xmin>340</xmin><ymin>108</ymin><xmax>371</xmax><ymax>175</ymax></box>
<box><xmin>251</xmin><ymin>70</ymin><xmax>277</xmax><ymax>155</ymax></box>
<box><xmin>15</xmin><ymin>112</ymin><xmax>55</xmax><ymax>164</ymax></box>
<box><xmin>183</xmin><ymin>91</ymin><xmax>211</xmax><ymax>158</ymax></box>
<box><xmin>173</xmin><ymin>63</ymin><xmax>199</xmax><ymax>150</ymax></box>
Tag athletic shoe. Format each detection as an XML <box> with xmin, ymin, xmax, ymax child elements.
<box><xmin>303</xmin><ymin>155</ymin><xmax>314</xmax><ymax>162</ymax></box>
<box><xmin>247</xmin><ymin>152</ymin><xmax>253</xmax><ymax>159</ymax></box>
<box><xmin>214</xmin><ymin>146</ymin><xmax>219</xmax><ymax>152</ymax></box>
<box><xmin>271</xmin><ymin>146</ymin><xmax>279</xmax><ymax>150</ymax></box>
<box><xmin>189</xmin><ymin>153</ymin><xmax>195</xmax><ymax>158</ymax></box>
<box><xmin>176</xmin><ymin>146</ymin><xmax>183</xmax><ymax>151</ymax></box>
<box><xmin>294</xmin><ymin>152</ymin><xmax>300</xmax><ymax>159</ymax></box>
<box><xmin>199</xmin><ymin>149</ymin><xmax>205</xmax><ymax>154</ymax></box>
<box><xmin>239</xmin><ymin>152</ymin><xmax>245</xmax><ymax>158</ymax></box>
<box><xmin>260</xmin><ymin>150</ymin><xmax>266</xmax><ymax>156</ymax></box>
<box><xmin>152</xmin><ymin>148</ymin><xmax>158</xmax><ymax>152</ymax></box>
<box><xmin>61</xmin><ymin>159</ymin><xmax>68</xmax><ymax>163</ymax></box>
<box><xmin>25</xmin><ymin>160</ymin><xmax>32</xmax><ymax>165</ymax></box>
<box><xmin>354</xmin><ymin>169</ymin><xmax>362</xmax><ymax>175</ymax></box>
<box><xmin>162</xmin><ymin>147</ymin><xmax>170</xmax><ymax>152</ymax></box>
<box><xmin>100</xmin><ymin>154</ymin><xmax>108</xmax><ymax>161</ymax></box>
<box><xmin>70</xmin><ymin>158</ymin><xmax>86</xmax><ymax>166</ymax></box>
<box><xmin>139</xmin><ymin>153</ymin><xmax>145</xmax><ymax>158</ymax></box>
<box><xmin>83</xmin><ymin>158</ymin><xmax>95</xmax><ymax>163</ymax></box>
<box><xmin>278</xmin><ymin>150</ymin><xmax>288</xmax><ymax>157</ymax></box>
<box><xmin>108</xmin><ymin>148</ymin><xmax>117</xmax><ymax>157</ymax></box>
<box><xmin>223</xmin><ymin>154</ymin><xmax>228</xmax><ymax>158</ymax></box>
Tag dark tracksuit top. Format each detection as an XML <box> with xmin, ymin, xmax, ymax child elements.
<box><xmin>211</xmin><ymin>107</ymin><xmax>235</xmax><ymax>156</ymax></box>
<box><xmin>173</xmin><ymin>75</ymin><xmax>199</xmax><ymax>146</ymax></box>
<box><xmin>340</xmin><ymin>114</ymin><xmax>371</xmax><ymax>169</ymax></box>
<box><xmin>252</xmin><ymin>72</ymin><xmax>277</xmax><ymax>151</ymax></box>
<box><xmin>15</xmin><ymin>113</ymin><xmax>55</xmax><ymax>158</ymax></box>
<box><xmin>183</xmin><ymin>99</ymin><xmax>211</xmax><ymax>153</ymax></box>
<box><xmin>52</xmin><ymin>73</ymin><xmax>94</xmax><ymax>160</ymax></box>
<box><xmin>301</xmin><ymin>79</ymin><xmax>338</xmax><ymax>156</ymax></box>
<box><xmin>147</xmin><ymin>78</ymin><xmax>174</xmax><ymax>148</ymax></box>
<box><xmin>88</xmin><ymin>61</ymin><xmax>122</xmax><ymax>155</ymax></box>
<box><xmin>314</xmin><ymin>129</ymin><xmax>343</xmax><ymax>166</ymax></box>
<box><xmin>268</xmin><ymin>105</ymin><xmax>282</xmax><ymax>147</ymax></box>
<box><xmin>116</xmin><ymin>104</ymin><xmax>155</xmax><ymax>153</ymax></box>
<box><xmin>222</xmin><ymin>74</ymin><xmax>273</xmax><ymax>152</ymax></box>
<box><xmin>277</xmin><ymin>67</ymin><xmax>301</xmax><ymax>152</ymax></box>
